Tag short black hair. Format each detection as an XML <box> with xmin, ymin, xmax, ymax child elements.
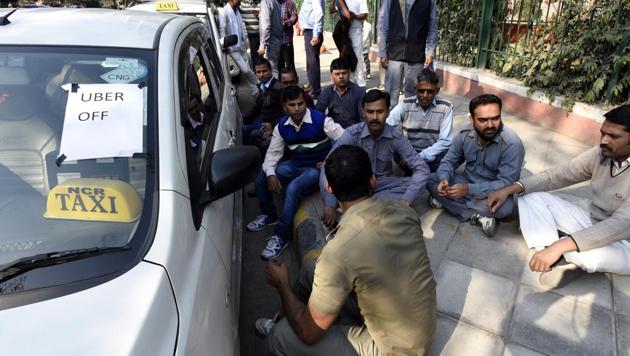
<box><xmin>330</xmin><ymin>58</ymin><xmax>350</xmax><ymax>72</ymax></box>
<box><xmin>363</xmin><ymin>89</ymin><xmax>390</xmax><ymax>108</ymax></box>
<box><xmin>325</xmin><ymin>145</ymin><xmax>373</xmax><ymax>202</ymax></box>
<box><xmin>279</xmin><ymin>67</ymin><xmax>298</xmax><ymax>79</ymax></box>
<box><xmin>469</xmin><ymin>94</ymin><xmax>502</xmax><ymax>117</ymax></box>
<box><xmin>604</xmin><ymin>104</ymin><xmax>630</xmax><ymax>132</ymax></box>
<box><xmin>416</xmin><ymin>68</ymin><xmax>439</xmax><ymax>86</ymax></box>
<box><xmin>254</xmin><ymin>58</ymin><xmax>272</xmax><ymax>71</ymax></box>
<box><xmin>282</xmin><ymin>85</ymin><xmax>305</xmax><ymax>103</ymax></box>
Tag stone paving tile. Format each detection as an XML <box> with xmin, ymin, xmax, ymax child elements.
<box><xmin>613</xmin><ymin>274</ymin><xmax>630</xmax><ymax>317</ymax></box>
<box><xmin>520</xmin><ymin>250</ymin><xmax>613</xmax><ymax>310</ymax></box>
<box><xmin>430</xmin><ymin>315</ymin><xmax>504</xmax><ymax>356</ymax></box>
<box><xmin>420</xmin><ymin>208</ymin><xmax>459</xmax><ymax>259</ymax></box>
<box><xmin>617</xmin><ymin>313</ymin><xmax>630</xmax><ymax>355</ymax></box>
<box><xmin>444</xmin><ymin>220</ymin><xmax>529</xmax><ymax>280</ymax></box>
<box><xmin>510</xmin><ymin>285</ymin><xmax>615</xmax><ymax>356</ymax></box>
<box><xmin>503</xmin><ymin>343</ymin><xmax>548</xmax><ymax>356</ymax></box>
<box><xmin>435</xmin><ymin>260</ymin><xmax>518</xmax><ymax>335</ymax></box>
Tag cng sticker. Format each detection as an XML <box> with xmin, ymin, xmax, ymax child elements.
<box><xmin>155</xmin><ymin>1</ymin><xmax>179</xmax><ymax>11</ymax></box>
<box><xmin>44</xmin><ymin>178</ymin><xmax>142</xmax><ymax>223</ymax></box>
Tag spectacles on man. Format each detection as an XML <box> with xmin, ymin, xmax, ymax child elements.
<box><xmin>416</xmin><ymin>88</ymin><xmax>436</xmax><ymax>95</ymax></box>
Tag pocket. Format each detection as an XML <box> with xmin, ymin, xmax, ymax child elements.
<box><xmin>375</xmin><ymin>150</ymin><xmax>393</xmax><ymax>173</ymax></box>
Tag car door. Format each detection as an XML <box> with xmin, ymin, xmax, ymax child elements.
<box><xmin>173</xmin><ymin>25</ymin><xmax>236</xmax><ymax>355</ymax></box>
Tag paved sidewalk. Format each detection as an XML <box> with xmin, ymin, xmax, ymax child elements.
<box><xmin>239</xmin><ymin>32</ymin><xmax>630</xmax><ymax>356</ymax></box>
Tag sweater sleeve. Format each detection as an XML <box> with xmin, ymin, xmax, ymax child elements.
<box><xmin>571</xmin><ymin>199</ymin><xmax>630</xmax><ymax>251</ymax></box>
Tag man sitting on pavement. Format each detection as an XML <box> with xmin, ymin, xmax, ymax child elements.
<box><xmin>242</xmin><ymin>58</ymin><xmax>284</xmax><ymax>147</ymax></box>
<box><xmin>247</xmin><ymin>85</ymin><xmax>344</xmax><ymax>260</ymax></box>
<box><xmin>259</xmin><ymin>144</ymin><xmax>437</xmax><ymax>355</ymax></box>
<box><xmin>315</xmin><ymin>58</ymin><xmax>366</xmax><ymax>128</ymax></box>
<box><xmin>321</xmin><ymin>89</ymin><xmax>430</xmax><ymax>226</ymax></box>
<box><xmin>279</xmin><ymin>67</ymin><xmax>315</xmax><ymax>108</ymax></box>
<box><xmin>386</xmin><ymin>69</ymin><xmax>454</xmax><ymax>172</ymax></box>
<box><xmin>488</xmin><ymin>104</ymin><xmax>630</xmax><ymax>288</ymax></box>
<box><xmin>427</xmin><ymin>94</ymin><xmax>525</xmax><ymax>237</ymax></box>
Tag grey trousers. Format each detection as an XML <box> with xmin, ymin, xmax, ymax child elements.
<box><xmin>266</xmin><ymin>259</ymin><xmax>380</xmax><ymax>356</ymax></box>
<box><xmin>427</xmin><ymin>172</ymin><xmax>514</xmax><ymax>222</ymax></box>
<box><xmin>384</xmin><ymin>60</ymin><xmax>422</xmax><ymax>108</ymax></box>
<box><xmin>373</xmin><ymin>175</ymin><xmax>413</xmax><ymax>201</ymax></box>
<box><xmin>266</xmin><ymin>45</ymin><xmax>282</xmax><ymax>78</ymax></box>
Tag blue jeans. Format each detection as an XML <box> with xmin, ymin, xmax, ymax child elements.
<box><xmin>243</xmin><ymin>116</ymin><xmax>262</xmax><ymax>145</ymax></box>
<box><xmin>255</xmin><ymin>161</ymin><xmax>321</xmax><ymax>239</ymax></box>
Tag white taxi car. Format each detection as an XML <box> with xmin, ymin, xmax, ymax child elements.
<box><xmin>127</xmin><ymin>0</ymin><xmax>241</xmax><ymax>78</ymax></box>
<box><xmin>0</xmin><ymin>7</ymin><xmax>259</xmax><ymax>356</ymax></box>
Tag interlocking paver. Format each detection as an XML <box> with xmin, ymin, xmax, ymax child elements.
<box><xmin>616</xmin><ymin>313</ymin><xmax>630</xmax><ymax>355</ymax></box>
<box><xmin>613</xmin><ymin>274</ymin><xmax>630</xmax><ymax>317</ymax></box>
<box><xmin>510</xmin><ymin>285</ymin><xmax>614</xmax><ymax>356</ymax></box>
<box><xmin>435</xmin><ymin>260</ymin><xmax>518</xmax><ymax>335</ymax></box>
<box><xmin>430</xmin><ymin>315</ymin><xmax>504</xmax><ymax>356</ymax></box>
<box><xmin>502</xmin><ymin>343</ymin><xmax>547</xmax><ymax>356</ymax></box>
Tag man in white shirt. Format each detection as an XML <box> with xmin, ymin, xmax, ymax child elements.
<box><xmin>298</xmin><ymin>0</ymin><xmax>324</xmax><ymax>98</ymax></box>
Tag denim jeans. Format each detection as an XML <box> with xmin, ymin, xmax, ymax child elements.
<box><xmin>255</xmin><ymin>160</ymin><xmax>321</xmax><ymax>239</ymax></box>
<box><xmin>303</xmin><ymin>29</ymin><xmax>323</xmax><ymax>97</ymax></box>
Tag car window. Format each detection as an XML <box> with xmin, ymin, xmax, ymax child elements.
<box><xmin>0</xmin><ymin>47</ymin><xmax>156</xmax><ymax>266</ymax></box>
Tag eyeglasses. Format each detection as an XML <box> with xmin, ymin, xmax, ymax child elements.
<box><xmin>416</xmin><ymin>88</ymin><xmax>436</xmax><ymax>95</ymax></box>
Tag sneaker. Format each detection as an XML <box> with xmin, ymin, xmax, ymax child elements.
<box><xmin>539</xmin><ymin>259</ymin><xmax>585</xmax><ymax>289</ymax></box>
<box><xmin>254</xmin><ymin>313</ymin><xmax>280</xmax><ymax>338</ymax></box>
<box><xmin>261</xmin><ymin>235</ymin><xmax>288</xmax><ymax>260</ymax></box>
<box><xmin>428</xmin><ymin>196</ymin><xmax>443</xmax><ymax>209</ymax></box>
<box><xmin>246</xmin><ymin>214</ymin><xmax>277</xmax><ymax>232</ymax></box>
<box><xmin>470</xmin><ymin>213</ymin><xmax>497</xmax><ymax>238</ymax></box>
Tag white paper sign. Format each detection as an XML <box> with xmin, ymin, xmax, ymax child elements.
<box><xmin>59</xmin><ymin>83</ymin><xmax>143</xmax><ymax>162</ymax></box>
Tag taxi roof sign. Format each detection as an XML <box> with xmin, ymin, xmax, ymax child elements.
<box><xmin>44</xmin><ymin>178</ymin><xmax>142</xmax><ymax>223</ymax></box>
<box><xmin>155</xmin><ymin>1</ymin><xmax>179</xmax><ymax>11</ymax></box>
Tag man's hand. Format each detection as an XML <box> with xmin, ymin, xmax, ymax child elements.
<box><xmin>258</xmin><ymin>46</ymin><xmax>266</xmax><ymax>56</ymax></box>
<box><xmin>380</xmin><ymin>57</ymin><xmax>389</xmax><ymax>69</ymax></box>
<box><xmin>488</xmin><ymin>183</ymin><xmax>523</xmax><ymax>213</ymax></box>
<box><xmin>322</xmin><ymin>206</ymin><xmax>338</xmax><ymax>228</ymax></box>
<box><xmin>436</xmin><ymin>180</ymin><xmax>449</xmax><ymax>197</ymax></box>
<box><xmin>446</xmin><ymin>183</ymin><xmax>468</xmax><ymax>199</ymax></box>
<box><xmin>267</xmin><ymin>175</ymin><xmax>283</xmax><ymax>194</ymax></box>
<box><xmin>424</xmin><ymin>55</ymin><xmax>433</xmax><ymax>69</ymax></box>
<box><xmin>265</xmin><ymin>259</ymin><xmax>290</xmax><ymax>289</ymax></box>
<box><xmin>261</xmin><ymin>122</ymin><xmax>273</xmax><ymax>130</ymax></box>
<box><xmin>530</xmin><ymin>237</ymin><xmax>578</xmax><ymax>272</ymax></box>
<box><xmin>310</xmin><ymin>36</ymin><xmax>320</xmax><ymax>46</ymax></box>
<box><xmin>263</xmin><ymin>130</ymin><xmax>273</xmax><ymax>140</ymax></box>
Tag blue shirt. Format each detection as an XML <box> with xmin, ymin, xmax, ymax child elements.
<box><xmin>315</xmin><ymin>82</ymin><xmax>366</xmax><ymax>128</ymax></box>
<box><xmin>378</xmin><ymin>0</ymin><xmax>438</xmax><ymax>57</ymax></box>
<box><xmin>436</xmin><ymin>124</ymin><xmax>525</xmax><ymax>199</ymax></box>
<box><xmin>298</xmin><ymin>0</ymin><xmax>324</xmax><ymax>36</ymax></box>
<box><xmin>321</xmin><ymin>122</ymin><xmax>430</xmax><ymax>207</ymax></box>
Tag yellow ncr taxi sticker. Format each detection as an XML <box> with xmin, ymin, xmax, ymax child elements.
<box><xmin>155</xmin><ymin>1</ymin><xmax>179</xmax><ymax>11</ymax></box>
<box><xmin>44</xmin><ymin>178</ymin><xmax>142</xmax><ymax>223</ymax></box>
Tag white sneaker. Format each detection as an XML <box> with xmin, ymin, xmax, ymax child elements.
<box><xmin>254</xmin><ymin>315</ymin><xmax>278</xmax><ymax>338</ymax></box>
<box><xmin>246</xmin><ymin>214</ymin><xmax>277</xmax><ymax>232</ymax></box>
<box><xmin>471</xmin><ymin>213</ymin><xmax>497</xmax><ymax>238</ymax></box>
<box><xmin>261</xmin><ymin>235</ymin><xmax>288</xmax><ymax>260</ymax></box>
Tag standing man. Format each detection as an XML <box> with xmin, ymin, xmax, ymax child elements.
<box><xmin>240</xmin><ymin>0</ymin><xmax>262</xmax><ymax>67</ymax></box>
<box><xmin>279</xmin><ymin>0</ymin><xmax>298</xmax><ymax>70</ymax></box>
<box><xmin>362</xmin><ymin>20</ymin><xmax>373</xmax><ymax>80</ymax></box>
<box><xmin>219</xmin><ymin>0</ymin><xmax>259</xmax><ymax>96</ymax></box>
<box><xmin>427</xmin><ymin>94</ymin><xmax>525</xmax><ymax>237</ymax></box>
<box><xmin>315</xmin><ymin>58</ymin><xmax>366</xmax><ymax>128</ymax></box>
<box><xmin>259</xmin><ymin>145</ymin><xmax>436</xmax><ymax>355</ymax></box>
<box><xmin>320</xmin><ymin>89</ymin><xmax>430</xmax><ymax>226</ymax></box>
<box><xmin>387</xmin><ymin>69</ymin><xmax>453</xmax><ymax>172</ymax></box>
<box><xmin>488</xmin><ymin>105</ymin><xmax>630</xmax><ymax>288</ymax></box>
<box><xmin>247</xmin><ymin>86</ymin><xmax>344</xmax><ymax>259</ymax></box>
<box><xmin>379</xmin><ymin>0</ymin><xmax>437</xmax><ymax>108</ymax></box>
<box><xmin>259</xmin><ymin>0</ymin><xmax>284</xmax><ymax>77</ymax></box>
<box><xmin>298</xmin><ymin>0</ymin><xmax>324</xmax><ymax>99</ymax></box>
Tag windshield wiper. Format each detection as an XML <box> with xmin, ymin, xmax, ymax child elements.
<box><xmin>0</xmin><ymin>246</ymin><xmax>130</xmax><ymax>283</ymax></box>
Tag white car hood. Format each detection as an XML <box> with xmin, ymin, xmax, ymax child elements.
<box><xmin>0</xmin><ymin>261</ymin><xmax>178</xmax><ymax>356</ymax></box>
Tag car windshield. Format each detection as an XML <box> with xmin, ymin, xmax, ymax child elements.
<box><xmin>0</xmin><ymin>46</ymin><xmax>155</xmax><ymax>266</ymax></box>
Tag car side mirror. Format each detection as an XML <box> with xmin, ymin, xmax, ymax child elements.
<box><xmin>204</xmin><ymin>146</ymin><xmax>261</xmax><ymax>204</ymax></box>
<box><xmin>221</xmin><ymin>34</ymin><xmax>238</xmax><ymax>49</ymax></box>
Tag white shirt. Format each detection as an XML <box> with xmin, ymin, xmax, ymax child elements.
<box><xmin>612</xmin><ymin>157</ymin><xmax>630</xmax><ymax>175</ymax></box>
<box><xmin>263</xmin><ymin>109</ymin><xmax>345</xmax><ymax>176</ymax></box>
<box><xmin>346</xmin><ymin>0</ymin><xmax>368</xmax><ymax>27</ymax></box>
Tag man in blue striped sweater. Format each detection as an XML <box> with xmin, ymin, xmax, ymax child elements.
<box><xmin>247</xmin><ymin>85</ymin><xmax>345</xmax><ymax>260</ymax></box>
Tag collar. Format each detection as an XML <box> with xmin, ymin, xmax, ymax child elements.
<box><xmin>613</xmin><ymin>156</ymin><xmax>630</xmax><ymax>169</ymax></box>
<box><xmin>415</xmin><ymin>98</ymin><xmax>437</xmax><ymax>112</ymax></box>
<box><xmin>333</xmin><ymin>82</ymin><xmax>355</xmax><ymax>97</ymax></box>
<box><xmin>260</xmin><ymin>77</ymin><xmax>274</xmax><ymax>89</ymax></box>
<box><xmin>338</xmin><ymin>196</ymin><xmax>378</xmax><ymax>226</ymax></box>
<box><xmin>360</xmin><ymin>122</ymin><xmax>394</xmax><ymax>139</ymax></box>
<box><xmin>283</xmin><ymin>108</ymin><xmax>313</xmax><ymax>128</ymax></box>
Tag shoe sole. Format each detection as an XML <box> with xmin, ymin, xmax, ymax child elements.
<box><xmin>539</xmin><ymin>263</ymin><xmax>584</xmax><ymax>288</ymax></box>
<box><xmin>260</xmin><ymin>243</ymin><xmax>288</xmax><ymax>261</ymax></box>
<box><xmin>246</xmin><ymin>221</ymin><xmax>277</xmax><ymax>232</ymax></box>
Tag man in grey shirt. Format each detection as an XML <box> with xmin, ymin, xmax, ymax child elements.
<box><xmin>321</xmin><ymin>89</ymin><xmax>430</xmax><ymax>226</ymax></box>
<box><xmin>258</xmin><ymin>0</ymin><xmax>284</xmax><ymax>77</ymax></box>
<box><xmin>427</xmin><ymin>94</ymin><xmax>525</xmax><ymax>237</ymax></box>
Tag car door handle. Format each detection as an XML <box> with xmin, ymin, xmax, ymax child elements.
<box><xmin>230</xmin><ymin>86</ymin><xmax>237</xmax><ymax>96</ymax></box>
<box><xmin>228</xmin><ymin>129</ymin><xmax>236</xmax><ymax>147</ymax></box>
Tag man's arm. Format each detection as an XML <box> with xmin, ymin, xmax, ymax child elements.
<box><xmin>259</xmin><ymin>0</ymin><xmax>271</xmax><ymax>50</ymax></box>
<box><xmin>396</xmin><ymin>132</ymin><xmax>430</xmax><ymax>203</ymax></box>
<box><xmin>287</xmin><ymin>0</ymin><xmax>299</xmax><ymax>26</ymax></box>
<box><xmin>424</xmin><ymin>0</ymin><xmax>438</xmax><ymax>66</ymax></box>
<box><xmin>314</xmin><ymin>89</ymin><xmax>331</xmax><ymax>114</ymax></box>
<box><xmin>323</xmin><ymin>116</ymin><xmax>345</xmax><ymax>140</ymax></box>
<box><xmin>436</xmin><ymin>133</ymin><xmax>465</xmax><ymax>183</ymax></box>
<box><xmin>313</xmin><ymin>0</ymin><xmax>324</xmax><ymax>37</ymax></box>
<box><xmin>420</xmin><ymin>105</ymin><xmax>454</xmax><ymax>162</ymax></box>
<box><xmin>385</xmin><ymin>102</ymin><xmax>405</xmax><ymax>126</ymax></box>
<box><xmin>467</xmin><ymin>140</ymin><xmax>525</xmax><ymax>199</ymax></box>
<box><xmin>261</xmin><ymin>125</ymin><xmax>286</xmax><ymax>176</ymax></box>
<box><xmin>377</xmin><ymin>0</ymin><xmax>389</xmax><ymax>58</ymax></box>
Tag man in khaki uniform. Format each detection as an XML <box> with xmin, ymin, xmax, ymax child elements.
<box><xmin>260</xmin><ymin>145</ymin><xmax>436</xmax><ymax>355</ymax></box>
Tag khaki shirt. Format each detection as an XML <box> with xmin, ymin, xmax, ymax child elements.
<box><xmin>309</xmin><ymin>197</ymin><xmax>436</xmax><ymax>355</ymax></box>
